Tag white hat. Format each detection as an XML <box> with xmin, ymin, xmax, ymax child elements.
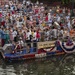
<box><xmin>41</xmin><ymin>6</ymin><xmax>44</xmax><ymax>8</ymax></box>
<box><xmin>29</xmin><ymin>12</ymin><xmax>33</xmax><ymax>13</ymax></box>
<box><xmin>35</xmin><ymin>5</ymin><xmax>38</xmax><ymax>8</ymax></box>
<box><xmin>20</xmin><ymin>37</ymin><xmax>22</xmax><ymax>39</ymax></box>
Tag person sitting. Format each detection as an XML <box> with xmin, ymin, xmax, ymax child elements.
<box><xmin>66</xmin><ymin>37</ymin><xmax>73</xmax><ymax>46</ymax></box>
<box><xmin>12</xmin><ymin>42</ymin><xmax>22</xmax><ymax>53</ymax></box>
<box><xmin>11</xmin><ymin>41</ymin><xmax>16</xmax><ymax>53</ymax></box>
<box><xmin>18</xmin><ymin>37</ymin><xmax>24</xmax><ymax>48</ymax></box>
<box><xmin>26</xmin><ymin>44</ymin><xmax>31</xmax><ymax>53</ymax></box>
<box><xmin>70</xmin><ymin>28</ymin><xmax>75</xmax><ymax>38</ymax></box>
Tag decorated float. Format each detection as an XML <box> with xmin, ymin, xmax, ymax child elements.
<box><xmin>0</xmin><ymin>39</ymin><xmax>75</xmax><ymax>62</ymax></box>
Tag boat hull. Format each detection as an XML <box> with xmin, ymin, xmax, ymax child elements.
<box><xmin>1</xmin><ymin>41</ymin><xmax>75</xmax><ymax>62</ymax></box>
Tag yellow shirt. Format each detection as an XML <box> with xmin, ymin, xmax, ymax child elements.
<box><xmin>42</xmin><ymin>23</ymin><xmax>45</xmax><ymax>27</ymax></box>
<box><xmin>24</xmin><ymin>16</ymin><xmax>27</xmax><ymax>21</ymax></box>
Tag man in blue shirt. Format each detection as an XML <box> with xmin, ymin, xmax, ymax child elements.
<box><xmin>0</xmin><ymin>28</ymin><xmax>6</xmax><ymax>46</ymax></box>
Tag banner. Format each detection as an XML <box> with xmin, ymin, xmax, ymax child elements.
<box><xmin>37</xmin><ymin>41</ymin><xmax>55</xmax><ymax>49</ymax></box>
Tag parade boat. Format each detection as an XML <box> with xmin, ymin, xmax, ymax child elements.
<box><xmin>0</xmin><ymin>40</ymin><xmax>75</xmax><ymax>62</ymax></box>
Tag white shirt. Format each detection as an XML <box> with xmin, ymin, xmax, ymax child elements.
<box><xmin>5</xmin><ymin>5</ymin><xmax>9</xmax><ymax>8</ymax></box>
<box><xmin>10</xmin><ymin>6</ymin><xmax>14</xmax><ymax>11</ymax></box>
<box><xmin>18</xmin><ymin>40</ymin><xmax>24</xmax><ymax>46</ymax></box>
<box><xmin>26</xmin><ymin>32</ymin><xmax>31</xmax><ymax>40</ymax></box>
<box><xmin>48</xmin><ymin>13</ymin><xmax>51</xmax><ymax>21</ymax></box>
<box><xmin>30</xmin><ymin>16</ymin><xmax>33</xmax><ymax>21</ymax></box>
<box><xmin>57</xmin><ymin>16</ymin><xmax>60</xmax><ymax>22</ymax></box>
<box><xmin>52</xmin><ymin>29</ymin><xmax>57</xmax><ymax>38</ymax></box>
<box><xmin>66</xmin><ymin>16</ymin><xmax>70</xmax><ymax>21</ymax></box>
<box><xmin>33</xmin><ymin>32</ymin><xmax>37</xmax><ymax>40</ymax></box>
<box><xmin>12</xmin><ymin>31</ymin><xmax>17</xmax><ymax>38</ymax></box>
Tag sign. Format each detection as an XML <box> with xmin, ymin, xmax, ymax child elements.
<box><xmin>37</xmin><ymin>41</ymin><xmax>55</xmax><ymax>49</ymax></box>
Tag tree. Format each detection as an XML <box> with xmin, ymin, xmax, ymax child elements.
<box><xmin>62</xmin><ymin>0</ymin><xmax>70</xmax><ymax>4</ymax></box>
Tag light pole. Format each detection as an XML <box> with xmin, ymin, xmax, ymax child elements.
<box><xmin>71</xmin><ymin>0</ymin><xmax>74</xmax><ymax>16</ymax></box>
<box><xmin>72</xmin><ymin>0</ymin><xmax>74</xmax><ymax>9</ymax></box>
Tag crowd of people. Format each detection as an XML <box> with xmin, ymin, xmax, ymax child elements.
<box><xmin>0</xmin><ymin>0</ymin><xmax>75</xmax><ymax>48</ymax></box>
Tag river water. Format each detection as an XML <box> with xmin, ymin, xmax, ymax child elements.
<box><xmin>0</xmin><ymin>54</ymin><xmax>75</xmax><ymax>75</ymax></box>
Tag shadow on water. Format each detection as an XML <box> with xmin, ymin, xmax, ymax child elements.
<box><xmin>0</xmin><ymin>54</ymin><xmax>75</xmax><ymax>75</ymax></box>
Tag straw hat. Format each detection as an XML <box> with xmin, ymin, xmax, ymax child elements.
<box><xmin>19</xmin><ymin>37</ymin><xmax>22</xmax><ymax>40</ymax></box>
<box><xmin>35</xmin><ymin>5</ymin><xmax>38</xmax><ymax>8</ymax></box>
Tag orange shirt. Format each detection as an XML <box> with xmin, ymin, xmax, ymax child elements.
<box><xmin>24</xmin><ymin>16</ymin><xmax>27</xmax><ymax>21</ymax></box>
<box><xmin>70</xmin><ymin>29</ymin><xmax>75</xmax><ymax>37</ymax></box>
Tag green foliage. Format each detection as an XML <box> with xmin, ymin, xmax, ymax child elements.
<box><xmin>62</xmin><ymin>0</ymin><xmax>70</xmax><ymax>4</ymax></box>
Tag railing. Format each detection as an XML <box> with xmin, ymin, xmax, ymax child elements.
<box><xmin>0</xmin><ymin>32</ymin><xmax>75</xmax><ymax>47</ymax></box>
<box><xmin>1</xmin><ymin>40</ymin><xmax>55</xmax><ymax>54</ymax></box>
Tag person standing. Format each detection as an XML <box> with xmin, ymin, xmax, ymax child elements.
<box><xmin>32</xmin><ymin>30</ymin><xmax>37</xmax><ymax>51</ymax></box>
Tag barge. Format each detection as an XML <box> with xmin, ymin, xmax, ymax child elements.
<box><xmin>0</xmin><ymin>40</ymin><xmax>75</xmax><ymax>62</ymax></box>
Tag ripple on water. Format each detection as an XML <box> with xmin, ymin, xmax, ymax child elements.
<box><xmin>0</xmin><ymin>54</ymin><xmax>75</xmax><ymax>75</ymax></box>
<box><xmin>6</xmin><ymin>72</ymin><xmax>16</xmax><ymax>75</ymax></box>
<box><xmin>72</xmin><ymin>66</ymin><xmax>75</xmax><ymax>74</ymax></box>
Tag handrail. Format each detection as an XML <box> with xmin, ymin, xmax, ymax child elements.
<box><xmin>1</xmin><ymin>41</ymin><xmax>55</xmax><ymax>50</ymax></box>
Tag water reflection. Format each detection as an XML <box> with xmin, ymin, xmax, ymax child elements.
<box><xmin>0</xmin><ymin>54</ymin><xmax>75</xmax><ymax>75</ymax></box>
